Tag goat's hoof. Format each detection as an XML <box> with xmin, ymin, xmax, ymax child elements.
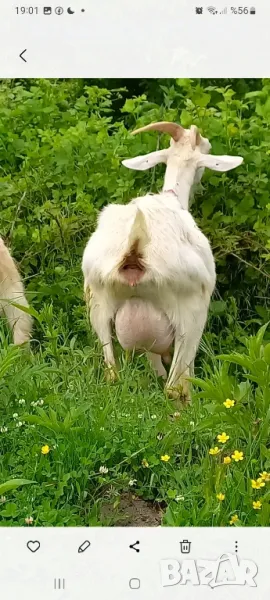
<box><xmin>105</xmin><ymin>366</ymin><xmax>119</xmax><ymax>383</ymax></box>
<box><xmin>165</xmin><ymin>383</ymin><xmax>191</xmax><ymax>406</ymax></box>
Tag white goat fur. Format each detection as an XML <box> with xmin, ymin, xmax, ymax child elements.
<box><xmin>82</xmin><ymin>123</ymin><xmax>243</xmax><ymax>400</ymax></box>
<box><xmin>0</xmin><ymin>237</ymin><xmax>32</xmax><ymax>344</ymax></box>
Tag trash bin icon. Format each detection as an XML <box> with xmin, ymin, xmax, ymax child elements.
<box><xmin>180</xmin><ymin>540</ymin><xmax>191</xmax><ymax>554</ymax></box>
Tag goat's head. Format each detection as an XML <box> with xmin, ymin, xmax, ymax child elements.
<box><xmin>122</xmin><ymin>121</ymin><xmax>243</xmax><ymax>177</ymax></box>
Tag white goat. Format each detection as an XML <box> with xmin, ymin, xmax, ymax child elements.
<box><xmin>0</xmin><ymin>237</ymin><xmax>32</xmax><ymax>344</ymax></box>
<box><xmin>82</xmin><ymin>121</ymin><xmax>243</xmax><ymax>402</ymax></box>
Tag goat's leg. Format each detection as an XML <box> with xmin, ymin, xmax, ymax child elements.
<box><xmin>86</xmin><ymin>286</ymin><xmax>118</xmax><ymax>381</ymax></box>
<box><xmin>147</xmin><ymin>352</ymin><xmax>167</xmax><ymax>379</ymax></box>
<box><xmin>0</xmin><ymin>287</ymin><xmax>32</xmax><ymax>345</ymax></box>
<box><xmin>165</xmin><ymin>297</ymin><xmax>209</xmax><ymax>404</ymax></box>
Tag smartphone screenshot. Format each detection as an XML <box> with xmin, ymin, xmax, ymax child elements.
<box><xmin>0</xmin><ymin>0</ymin><xmax>269</xmax><ymax>598</ymax></box>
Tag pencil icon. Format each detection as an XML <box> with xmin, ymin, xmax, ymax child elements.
<box><xmin>78</xmin><ymin>540</ymin><xmax>91</xmax><ymax>553</ymax></box>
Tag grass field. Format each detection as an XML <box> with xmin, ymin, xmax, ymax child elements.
<box><xmin>0</xmin><ymin>317</ymin><xmax>269</xmax><ymax>527</ymax></box>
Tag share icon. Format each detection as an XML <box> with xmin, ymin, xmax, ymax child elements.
<box><xmin>129</xmin><ymin>541</ymin><xmax>140</xmax><ymax>553</ymax></box>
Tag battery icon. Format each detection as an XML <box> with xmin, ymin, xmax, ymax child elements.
<box><xmin>250</xmin><ymin>6</ymin><xmax>256</xmax><ymax>14</ymax></box>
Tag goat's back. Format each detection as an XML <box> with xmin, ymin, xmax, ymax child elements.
<box><xmin>82</xmin><ymin>193</ymin><xmax>216</xmax><ymax>294</ymax></box>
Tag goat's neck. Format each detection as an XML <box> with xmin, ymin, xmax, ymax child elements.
<box><xmin>162</xmin><ymin>160</ymin><xmax>196</xmax><ymax>210</ymax></box>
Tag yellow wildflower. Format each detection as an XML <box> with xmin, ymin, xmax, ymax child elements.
<box><xmin>217</xmin><ymin>493</ymin><xmax>225</xmax><ymax>501</ymax></box>
<box><xmin>251</xmin><ymin>478</ymin><xmax>265</xmax><ymax>489</ymax></box>
<box><xmin>260</xmin><ymin>471</ymin><xmax>270</xmax><ymax>482</ymax></box>
<box><xmin>253</xmin><ymin>501</ymin><xmax>262</xmax><ymax>510</ymax></box>
<box><xmin>231</xmin><ymin>450</ymin><xmax>244</xmax><ymax>462</ymax></box>
<box><xmin>41</xmin><ymin>444</ymin><xmax>50</xmax><ymax>455</ymax></box>
<box><xmin>217</xmin><ymin>432</ymin><xmax>230</xmax><ymax>444</ymax></box>
<box><xmin>223</xmin><ymin>456</ymin><xmax>232</xmax><ymax>465</ymax></box>
<box><xmin>229</xmin><ymin>514</ymin><xmax>239</xmax><ymax>525</ymax></box>
<box><xmin>223</xmin><ymin>399</ymin><xmax>235</xmax><ymax>409</ymax></box>
<box><xmin>209</xmin><ymin>447</ymin><xmax>220</xmax><ymax>456</ymax></box>
<box><xmin>141</xmin><ymin>459</ymin><xmax>149</xmax><ymax>468</ymax></box>
<box><xmin>161</xmin><ymin>455</ymin><xmax>170</xmax><ymax>462</ymax></box>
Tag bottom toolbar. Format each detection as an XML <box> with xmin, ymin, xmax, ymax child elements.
<box><xmin>0</xmin><ymin>527</ymin><xmax>269</xmax><ymax>599</ymax></box>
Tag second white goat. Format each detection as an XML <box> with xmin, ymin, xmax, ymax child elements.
<box><xmin>0</xmin><ymin>237</ymin><xmax>32</xmax><ymax>345</ymax></box>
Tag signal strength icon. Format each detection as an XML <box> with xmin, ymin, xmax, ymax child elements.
<box><xmin>220</xmin><ymin>7</ymin><xmax>228</xmax><ymax>14</ymax></box>
<box><xmin>207</xmin><ymin>6</ymin><xmax>218</xmax><ymax>14</ymax></box>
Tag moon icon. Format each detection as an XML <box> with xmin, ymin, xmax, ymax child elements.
<box><xmin>67</xmin><ymin>7</ymin><xmax>75</xmax><ymax>14</ymax></box>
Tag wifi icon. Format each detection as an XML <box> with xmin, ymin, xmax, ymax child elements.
<box><xmin>207</xmin><ymin>6</ymin><xmax>218</xmax><ymax>13</ymax></box>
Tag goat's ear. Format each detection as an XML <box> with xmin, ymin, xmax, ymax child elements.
<box><xmin>198</xmin><ymin>154</ymin><xmax>243</xmax><ymax>172</ymax></box>
<box><xmin>122</xmin><ymin>149</ymin><xmax>169</xmax><ymax>171</ymax></box>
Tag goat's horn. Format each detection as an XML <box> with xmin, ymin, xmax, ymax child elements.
<box><xmin>190</xmin><ymin>125</ymin><xmax>201</xmax><ymax>150</ymax></box>
<box><xmin>131</xmin><ymin>121</ymin><xmax>184</xmax><ymax>142</ymax></box>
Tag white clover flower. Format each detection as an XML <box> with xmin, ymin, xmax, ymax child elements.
<box><xmin>151</xmin><ymin>414</ymin><xmax>157</xmax><ymax>420</ymax></box>
<box><xmin>39</xmin><ymin>399</ymin><xmax>44</xmax><ymax>406</ymax></box>
<box><xmin>128</xmin><ymin>479</ymin><xmax>137</xmax><ymax>487</ymax></box>
<box><xmin>100</xmin><ymin>427</ymin><xmax>105</xmax><ymax>431</ymax></box>
<box><xmin>99</xmin><ymin>466</ymin><xmax>109</xmax><ymax>475</ymax></box>
<box><xmin>18</xmin><ymin>399</ymin><xmax>25</xmax><ymax>405</ymax></box>
<box><xmin>13</xmin><ymin>413</ymin><xmax>19</xmax><ymax>419</ymax></box>
<box><xmin>16</xmin><ymin>421</ymin><xmax>23</xmax><ymax>428</ymax></box>
<box><xmin>0</xmin><ymin>426</ymin><xmax>8</xmax><ymax>433</ymax></box>
<box><xmin>175</xmin><ymin>495</ymin><xmax>185</xmax><ymax>502</ymax></box>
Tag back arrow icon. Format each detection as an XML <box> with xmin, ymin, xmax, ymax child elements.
<box><xmin>20</xmin><ymin>49</ymin><xmax>27</xmax><ymax>62</ymax></box>
<box><xmin>129</xmin><ymin>541</ymin><xmax>140</xmax><ymax>552</ymax></box>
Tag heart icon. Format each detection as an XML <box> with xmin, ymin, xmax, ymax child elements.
<box><xmin>27</xmin><ymin>541</ymin><xmax>41</xmax><ymax>553</ymax></box>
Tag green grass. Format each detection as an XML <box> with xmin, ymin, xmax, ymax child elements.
<box><xmin>0</xmin><ymin>313</ymin><xmax>269</xmax><ymax>527</ymax></box>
